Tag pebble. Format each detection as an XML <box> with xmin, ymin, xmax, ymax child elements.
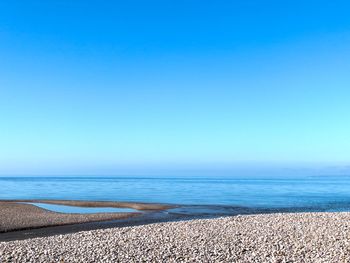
<box><xmin>1</xmin><ymin>212</ymin><xmax>350</xmax><ymax>262</ymax></box>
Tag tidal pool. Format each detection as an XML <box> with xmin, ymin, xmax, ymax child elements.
<box><xmin>25</xmin><ymin>202</ymin><xmax>138</xmax><ymax>214</ymax></box>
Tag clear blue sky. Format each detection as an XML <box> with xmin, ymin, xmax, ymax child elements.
<box><xmin>0</xmin><ymin>0</ymin><xmax>350</xmax><ymax>175</ymax></box>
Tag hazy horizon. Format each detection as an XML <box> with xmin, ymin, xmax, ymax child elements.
<box><xmin>1</xmin><ymin>163</ymin><xmax>350</xmax><ymax>177</ymax></box>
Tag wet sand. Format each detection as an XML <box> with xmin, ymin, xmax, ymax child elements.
<box><xmin>0</xmin><ymin>200</ymin><xmax>173</xmax><ymax>234</ymax></box>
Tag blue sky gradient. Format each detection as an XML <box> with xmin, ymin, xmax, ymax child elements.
<box><xmin>0</xmin><ymin>0</ymin><xmax>350</xmax><ymax>174</ymax></box>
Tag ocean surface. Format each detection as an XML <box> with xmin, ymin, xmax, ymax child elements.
<box><xmin>2</xmin><ymin>175</ymin><xmax>350</xmax><ymax>213</ymax></box>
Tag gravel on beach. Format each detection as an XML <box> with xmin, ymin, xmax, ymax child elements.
<box><xmin>1</xmin><ymin>212</ymin><xmax>350</xmax><ymax>262</ymax></box>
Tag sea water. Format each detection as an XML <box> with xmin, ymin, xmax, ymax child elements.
<box><xmin>1</xmin><ymin>175</ymin><xmax>350</xmax><ymax>212</ymax></box>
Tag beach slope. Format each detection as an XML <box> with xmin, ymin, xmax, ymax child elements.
<box><xmin>1</xmin><ymin>212</ymin><xmax>350</xmax><ymax>262</ymax></box>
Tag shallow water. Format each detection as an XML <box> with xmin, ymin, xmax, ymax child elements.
<box><xmin>25</xmin><ymin>202</ymin><xmax>138</xmax><ymax>214</ymax></box>
<box><xmin>1</xmin><ymin>175</ymin><xmax>350</xmax><ymax>212</ymax></box>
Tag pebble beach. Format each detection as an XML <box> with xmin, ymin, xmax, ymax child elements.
<box><xmin>2</xmin><ymin>212</ymin><xmax>350</xmax><ymax>262</ymax></box>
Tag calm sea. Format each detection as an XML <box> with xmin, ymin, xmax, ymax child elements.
<box><xmin>2</xmin><ymin>175</ymin><xmax>350</xmax><ymax>212</ymax></box>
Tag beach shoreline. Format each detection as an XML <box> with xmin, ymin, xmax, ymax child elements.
<box><xmin>1</xmin><ymin>199</ymin><xmax>345</xmax><ymax>242</ymax></box>
<box><xmin>0</xmin><ymin>199</ymin><xmax>174</xmax><ymax>211</ymax></box>
<box><xmin>0</xmin><ymin>200</ymin><xmax>174</xmax><ymax>239</ymax></box>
